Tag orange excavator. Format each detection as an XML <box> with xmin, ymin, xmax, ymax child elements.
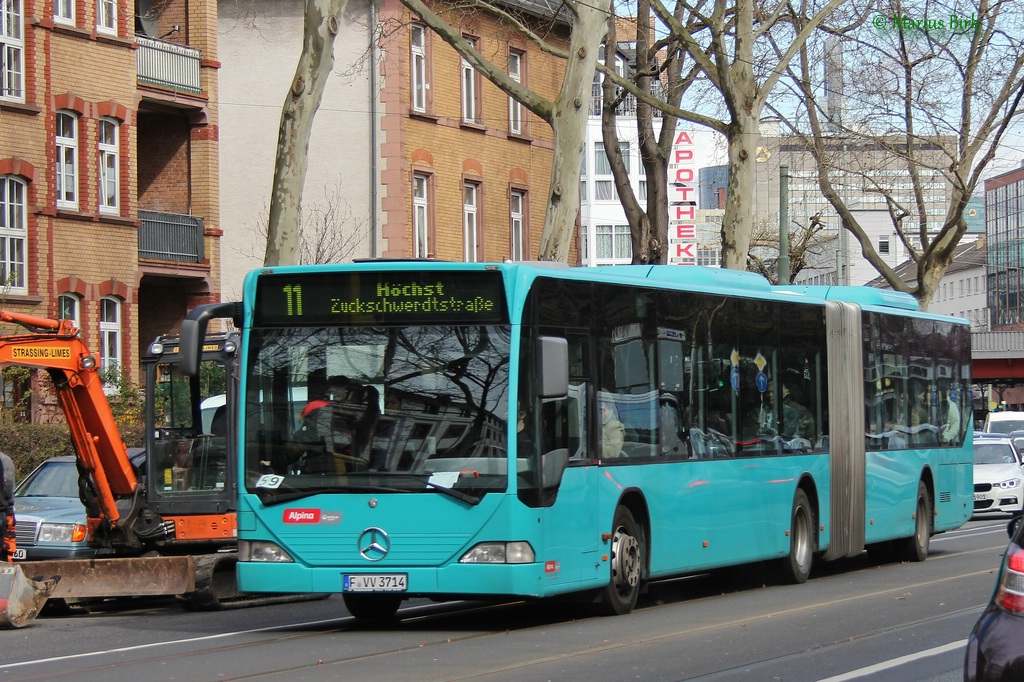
<box><xmin>0</xmin><ymin>308</ymin><xmax>267</xmax><ymax>627</ymax></box>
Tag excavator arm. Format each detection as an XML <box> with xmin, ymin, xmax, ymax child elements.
<box><xmin>0</xmin><ymin>310</ymin><xmax>137</xmax><ymax>528</ymax></box>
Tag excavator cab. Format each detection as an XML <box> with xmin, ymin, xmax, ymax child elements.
<box><xmin>141</xmin><ymin>333</ymin><xmax>238</xmax><ymax>531</ymax></box>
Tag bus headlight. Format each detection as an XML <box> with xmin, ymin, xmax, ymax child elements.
<box><xmin>238</xmin><ymin>540</ymin><xmax>294</xmax><ymax>562</ymax></box>
<box><xmin>459</xmin><ymin>541</ymin><xmax>535</xmax><ymax>564</ymax></box>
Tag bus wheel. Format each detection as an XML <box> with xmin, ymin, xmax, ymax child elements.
<box><xmin>343</xmin><ymin>593</ymin><xmax>402</xmax><ymax>623</ymax></box>
<box><xmin>781</xmin><ymin>488</ymin><xmax>814</xmax><ymax>584</ymax></box>
<box><xmin>597</xmin><ymin>506</ymin><xmax>643</xmax><ymax>616</ymax></box>
<box><xmin>897</xmin><ymin>481</ymin><xmax>932</xmax><ymax>562</ymax></box>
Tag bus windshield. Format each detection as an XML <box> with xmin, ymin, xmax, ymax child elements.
<box><xmin>244</xmin><ymin>324</ymin><xmax>512</xmax><ymax>502</ymax></box>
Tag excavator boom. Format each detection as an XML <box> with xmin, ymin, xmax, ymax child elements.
<box><xmin>0</xmin><ymin>315</ymin><xmax>137</xmax><ymax>529</ymax></box>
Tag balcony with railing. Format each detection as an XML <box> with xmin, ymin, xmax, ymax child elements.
<box><xmin>136</xmin><ymin>35</ymin><xmax>202</xmax><ymax>95</ymax></box>
<box><xmin>589</xmin><ymin>83</ymin><xmax>665</xmax><ymax>118</ymax></box>
<box><xmin>139</xmin><ymin>210</ymin><xmax>205</xmax><ymax>264</ymax></box>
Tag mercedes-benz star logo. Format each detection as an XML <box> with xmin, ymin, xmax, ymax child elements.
<box><xmin>357</xmin><ymin>527</ymin><xmax>390</xmax><ymax>561</ymax></box>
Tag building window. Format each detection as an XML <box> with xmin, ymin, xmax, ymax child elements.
<box><xmin>580</xmin><ymin>146</ymin><xmax>587</xmax><ymax>201</ymax></box>
<box><xmin>878</xmin><ymin>236</ymin><xmax>890</xmax><ymax>255</ymax></box>
<box><xmin>58</xmin><ymin>293</ymin><xmax>80</xmax><ymax>328</ymax></box>
<box><xmin>638</xmin><ymin>158</ymin><xmax>646</xmax><ymax>201</ymax></box>
<box><xmin>594</xmin><ymin>142</ymin><xmax>614</xmax><ymax>201</ymax></box>
<box><xmin>97</xmin><ymin>0</ymin><xmax>116</xmax><ymax>34</ymax></box>
<box><xmin>0</xmin><ymin>176</ymin><xmax>26</xmax><ymax>292</ymax></box>
<box><xmin>99</xmin><ymin>296</ymin><xmax>121</xmax><ymax>376</ymax></box>
<box><xmin>596</xmin><ymin>224</ymin><xmax>631</xmax><ymax>260</ymax></box>
<box><xmin>463</xmin><ymin>182</ymin><xmax>480</xmax><ymax>262</ymax></box>
<box><xmin>56</xmin><ymin>111</ymin><xmax>78</xmax><ymax>209</ymax></box>
<box><xmin>594</xmin><ymin>141</ymin><xmax>629</xmax><ymax>201</ymax></box>
<box><xmin>54</xmin><ymin>0</ymin><xmax>73</xmax><ymax>24</ymax></box>
<box><xmin>508</xmin><ymin>50</ymin><xmax>523</xmax><ymax>135</ymax></box>
<box><xmin>1</xmin><ymin>0</ymin><xmax>24</xmax><ymax>102</ymax></box>
<box><xmin>510</xmin><ymin>190</ymin><xmax>526</xmax><ymax>260</ymax></box>
<box><xmin>413</xmin><ymin>173</ymin><xmax>431</xmax><ymax>258</ymax></box>
<box><xmin>410</xmin><ymin>25</ymin><xmax>428</xmax><ymax>113</ymax></box>
<box><xmin>98</xmin><ymin>118</ymin><xmax>119</xmax><ymax>214</ymax></box>
<box><xmin>461</xmin><ymin>37</ymin><xmax>481</xmax><ymax>124</ymax></box>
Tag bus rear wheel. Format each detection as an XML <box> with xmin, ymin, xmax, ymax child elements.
<box><xmin>897</xmin><ymin>481</ymin><xmax>932</xmax><ymax>562</ymax></box>
<box><xmin>780</xmin><ymin>488</ymin><xmax>814</xmax><ymax>584</ymax></box>
<box><xmin>343</xmin><ymin>593</ymin><xmax>402</xmax><ymax>623</ymax></box>
<box><xmin>596</xmin><ymin>506</ymin><xmax>643</xmax><ymax>616</ymax></box>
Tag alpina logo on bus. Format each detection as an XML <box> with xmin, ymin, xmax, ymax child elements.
<box><xmin>283</xmin><ymin>509</ymin><xmax>320</xmax><ymax>523</ymax></box>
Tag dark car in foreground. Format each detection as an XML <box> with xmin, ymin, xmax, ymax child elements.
<box><xmin>12</xmin><ymin>456</ymin><xmax>93</xmax><ymax>561</ymax></box>
<box><xmin>965</xmin><ymin>516</ymin><xmax>1024</xmax><ymax>680</ymax></box>
<box><xmin>12</xmin><ymin>450</ymin><xmax>145</xmax><ymax>561</ymax></box>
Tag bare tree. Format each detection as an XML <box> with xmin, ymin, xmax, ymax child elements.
<box><xmin>599</xmin><ymin>0</ymin><xmax>855</xmax><ymax>269</ymax></box>
<box><xmin>264</xmin><ymin>0</ymin><xmax>348</xmax><ymax>267</ymax></box>
<box><xmin>778</xmin><ymin>0</ymin><xmax>1024</xmax><ymax>308</ymax></box>
<box><xmin>240</xmin><ymin>181</ymin><xmax>369</xmax><ymax>276</ymax></box>
<box><xmin>598</xmin><ymin>3</ymin><xmax>690</xmax><ymax>264</ymax></box>
<box><xmin>747</xmin><ymin>212</ymin><xmax>829</xmax><ymax>282</ymax></box>
<box><xmin>396</xmin><ymin>0</ymin><xmax>609</xmax><ymax>261</ymax></box>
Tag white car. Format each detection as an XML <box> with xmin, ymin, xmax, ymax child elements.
<box><xmin>984</xmin><ymin>410</ymin><xmax>1024</xmax><ymax>435</ymax></box>
<box><xmin>974</xmin><ymin>434</ymin><xmax>1024</xmax><ymax>516</ymax></box>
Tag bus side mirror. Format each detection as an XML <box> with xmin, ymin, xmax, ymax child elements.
<box><xmin>537</xmin><ymin>336</ymin><xmax>568</xmax><ymax>399</ymax></box>
<box><xmin>180</xmin><ymin>302</ymin><xmax>241</xmax><ymax>376</ymax></box>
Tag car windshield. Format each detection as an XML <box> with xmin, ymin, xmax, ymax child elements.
<box><xmin>987</xmin><ymin>420</ymin><xmax>1024</xmax><ymax>434</ymax></box>
<box><xmin>974</xmin><ymin>443</ymin><xmax>1020</xmax><ymax>466</ymax></box>
<box><xmin>15</xmin><ymin>461</ymin><xmax>79</xmax><ymax>498</ymax></box>
<box><xmin>244</xmin><ymin>325</ymin><xmax>512</xmax><ymax>501</ymax></box>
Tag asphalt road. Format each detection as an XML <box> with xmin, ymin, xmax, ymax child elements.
<box><xmin>0</xmin><ymin>517</ymin><xmax>1009</xmax><ymax>682</ymax></box>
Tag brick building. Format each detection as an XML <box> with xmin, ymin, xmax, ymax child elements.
<box><xmin>0</xmin><ymin>0</ymin><xmax>221</xmax><ymax>412</ymax></box>
<box><xmin>218</xmin><ymin>0</ymin><xmax>574</xmax><ymax>298</ymax></box>
<box><xmin>376</xmin><ymin>0</ymin><xmax>575</xmax><ymax>262</ymax></box>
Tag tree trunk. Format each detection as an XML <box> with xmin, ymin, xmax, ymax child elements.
<box><xmin>537</xmin><ymin>0</ymin><xmax>609</xmax><ymax>262</ymax></box>
<box><xmin>264</xmin><ymin>0</ymin><xmax>347</xmax><ymax>267</ymax></box>
<box><xmin>721</xmin><ymin>112</ymin><xmax>759</xmax><ymax>270</ymax></box>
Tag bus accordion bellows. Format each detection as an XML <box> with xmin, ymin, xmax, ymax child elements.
<box><xmin>180</xmin><ymin>261</ymin><xmax>973</xmax><ymax>620</ymax></box>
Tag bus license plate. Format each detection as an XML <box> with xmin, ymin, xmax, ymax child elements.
<box><xmin>343</xmin><ymin>574</ymin><xmax>407</xmax><ymax>593</ymax></box>
<box><xmin>12</xmin><ymin>548</ymin><xmax>26</xmax><ymax>560</ymax></box>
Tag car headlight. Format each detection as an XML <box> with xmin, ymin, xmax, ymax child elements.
<box><xmin>238</xmin><ymin>540</ymin><xmax>293</xmax><ymax>562</ymax></box>
<box><xmin>459</xmin><ymin>541</ymin><xmax>535</xmax><ymax>564</ymax></box>
<box><xmin>38</xmin><ymin>523</ymin><xmax>87</xmax><ymax>544</ymax></box>
<box><xmin>999</xmin><ymin>479</ymin><xmax>1022</xmax><ymax>489</ymax></box>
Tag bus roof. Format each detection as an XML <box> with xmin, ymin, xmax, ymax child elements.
<box><xmin>775</xmin><ymin>285</ymin><xmax>920</xmax><ymax>311</ymax></box>
<box><xmin>244</xmin><ymin>262</ymin><xmax>952</xmax><ymax>320</ymax></box>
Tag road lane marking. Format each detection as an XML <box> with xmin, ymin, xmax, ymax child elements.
<box><xmin>816</xmin><ymin>639</ymin><xmax>967</xmax><ymax>681</ymax></box>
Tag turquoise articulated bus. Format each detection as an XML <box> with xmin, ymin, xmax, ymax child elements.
<box><xmin>181</xmin><ymin>262</ymin><xmax>973</xmax><ymax>620</ymax></box>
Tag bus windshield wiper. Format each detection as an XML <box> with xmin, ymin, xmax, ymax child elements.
<box><xmin>256</xmin><ymin>488</ymin><xmax>318</xmax><ymax>506</ymax></box>
<box><xmin>256</xmin><ymin>484</ymin><xmax>414</xmax><ymax>506</ymax></box>
<box><xmin>386</xmin><ymin>473</ymin><xmax>481</xmax><ymax>505</ymax></box>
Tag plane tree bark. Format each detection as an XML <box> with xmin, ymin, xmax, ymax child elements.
<box><xmin>264</xmin><ymin>0</ymin><xmax>348</xmax><ymax>266</ymax></box>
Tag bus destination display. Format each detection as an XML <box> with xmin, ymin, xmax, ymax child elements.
<box><xmin>254</xmin><ymin>270</ymin><xmax>508</xmax><ymax>326</ymax></box>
